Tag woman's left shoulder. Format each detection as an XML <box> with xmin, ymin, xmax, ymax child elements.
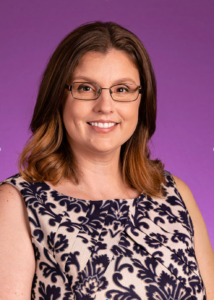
<box><xmin>171</xmin><ymin>174</ymin><xmax>198</xmax><ymax>213</ymax></box>
<box><xmin>172</xmin><ymin>174</ymin><xmax>214</xmax><ymax>299</ymax></box>
<box><xmin>171</xmin><ymin>174</ymin><xmax>209</xmax><ymax>237</ymax></box>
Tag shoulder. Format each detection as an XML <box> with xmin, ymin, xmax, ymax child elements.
<box><xmin>0</xmin><ymin>181</ymin><xmax>22</xmax><ymax>201</ymax></box>
<box><xmin>0</xmin><ymin>172</ymin><xmax>35</xmax><ymax>199</ymax></box>
<box><xmin>171</xmin><ymin>174</ymin><xmax>214</xmax><ymax>298</ymax></box>
<box><xmin>0</xmin><ymin>181</ymin><xmax>32</xmax><ymax>240</ymax></box>
<box><xmin>171</xmin><ymin>175</ymin><xmax>197</xmax><ymax>214</ymax></box>
<box><xmin>0</xmin><ymin>183</ymin><xmax>36</xmax><ymax>298</ymax></box>
<box><xmin>0</xmin><ymin>173</ymin><xmax>23</xmax><ymax>206</ymax></box>
<box><xmin>0</xmin><ymin>173</ymin><xmax>23</xmax><ymax>191</ymax></box>
<box><xmin>171</xmin><ymin>174</ymin><xmax>205</xmax><ymax>237</ymax></box>
<box><xmin>0</xmin><ymin>181</ymin><xmax>35</xmax><ymax>299</ymax></box>
<box><xmin>162</xmin><ymin>172</ymin><xmax>198</xmax><ymax>222</ymax></box>
<box><xmin>171</xmin><ymin>174</ymin><xmax>191</xmax><ymax>194</ymax></box>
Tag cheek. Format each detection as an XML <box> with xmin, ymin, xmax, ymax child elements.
<box><xmin>63</xmin><ymin>100</ymin><xmax>84</xmax><ymax>124</ymax></box>
<box><xmin>62</xmin><ymin>100</ymin><xmax>92</xmax><ymax>138</ymax></box>
<box><xmin>127</xmin><ymin>103</ymin><xmax>140</xmax><ymax>134</ymax></box>
<box><xmin>125</xmin><ymin>103</ymin><xmax>139</xmax><ymax>125</ymax></box>
<box><xmin>62</xmin><ymin>101</ymin><xmax>79</xmax><ymax>137</ymax></box>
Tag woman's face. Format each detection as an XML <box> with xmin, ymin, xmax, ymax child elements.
<box><xmin>62</xmin><ymin>49</ymin><xmax>141</xmax><ymax>157</ymax></box>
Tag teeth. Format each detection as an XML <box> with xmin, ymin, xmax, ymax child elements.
<box><xmin>89</xmin><ymin>122</ymin><xmax>116</xmax><ymax>128</ymax></box>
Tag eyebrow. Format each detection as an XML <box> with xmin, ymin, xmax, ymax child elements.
<box><xmin>72</xmin><ymin>76</ymin><xmax>138</xmax><ymax>85</ymax></box>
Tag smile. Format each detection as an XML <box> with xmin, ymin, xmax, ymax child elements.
<box><xmin>87</xmin><ymin>122</ymin><xmax>118</xmax><ymax>133</ymax></box>
<box><xmin>88</xmin><ymin>122</ymin><xmax>117</xmax><ymax>128</ymax></box>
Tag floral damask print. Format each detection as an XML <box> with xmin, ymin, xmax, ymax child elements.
<box><xmin>105</xmin><ymin>255</ymin><xmax>141</xmax><ymax>300</ymax></box>
<box><xmin>39</xmin><ymin>248</ymin><xmax>65</xmax><ymax>283</ymax></box>
<box><xmin>73</xmin><ymin>254</ymin><xmax>109</xmax><ymax>299</ymax></box>
<box><xmin>145</xmin><ymin>273</ymin><xmax>197</xmax><ymax>300</ymax></box>
<box><xmin>171</xmin><ymin>249</ymin><xmax>197</xmax><ymax>276</ymax></box>
<box><xmin>0</xmin><ymin>170</ymin><xmax>206</xmax><ymax>299</ymax></box>
<box><xmin>145</xmin><ymin>233</ymin><xmax>168</xmax><ymax>249</ymax></box>
<box><xmin>38</xmin><ymin>281</ymin><xmax>61</xmax><ymax>300</ymax></box>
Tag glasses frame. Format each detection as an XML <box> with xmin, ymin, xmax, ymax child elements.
<box><xmin>65</xmin><ymin>82</ymin><xmax>142</xmax><ymax>102</ymax></box>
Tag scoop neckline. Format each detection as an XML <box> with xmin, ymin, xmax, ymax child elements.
<box><xmin>41</xmin><ymin>180</ymin><xmax>144</xmax><ymax>203</ymax></box>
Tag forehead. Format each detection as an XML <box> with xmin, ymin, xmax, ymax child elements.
<box><xmin>72</xmin><ymin>49</ymin><xmax>140</xmax><ymax>83</ymax></box>
<box><xmin>78</xmin><ymin>49</ymin><xmax>136</xmax><ymax>65</ymax></box>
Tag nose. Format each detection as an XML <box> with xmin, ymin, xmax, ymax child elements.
<box><xmin>93</xmin><ymin>88</ymin><xmax>114</xmax><ymax>113</ymax></box>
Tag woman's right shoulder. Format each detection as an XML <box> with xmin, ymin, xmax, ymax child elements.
<box><xmin>0</xmin><ymin>172</ymin><xmax>23</xmax><ymax>189</ymax></box>
<box><xmin>0</xmin><ymin>176</ymin><xmax>31</xmax><ymax>238</ymax></box>
<box><xmin>0</xmin><ymin>173</ymin><xmax>33</xmax><ymax>242</ymax></box>
<box><xmin>0</xmin><ymin>176</ymin><xmax>36</xmax><ymax>299</ymax></box>
<box><xmin>0</xmin><ymin>173</ymin><xmax>24</xmax><ymax>207</ymax></box>
<box><xmin>0</xmin><ymin>180</ymin><xmax>20</xmax><ymax>194</ymax></box>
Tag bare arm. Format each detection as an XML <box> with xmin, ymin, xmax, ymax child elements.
<box><xmin>0</xmin><ymin>183</ymin><xmax>35</xmax><ymax>300</ymax></box>
<box><xmin>172</xmin><ymin>175</ymin><xmax>214</xmax><ymax>300</ymax></box>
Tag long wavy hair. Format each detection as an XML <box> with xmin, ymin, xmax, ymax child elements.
<box><xmin>18</xmin><ymin>20</ymin><xmax>167</xmax><ymax>198</ymax></box>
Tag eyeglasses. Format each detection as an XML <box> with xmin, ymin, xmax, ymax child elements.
<box><xmin>65</xmin><ymin>82</ymin><xmax>142</xmax><ymax>102</ymax></box>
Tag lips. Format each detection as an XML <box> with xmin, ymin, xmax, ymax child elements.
<box><xmin>87</xmin><ymin>122</ymin><xmax>118</xmax><ymax>133</ymax></box>
<box><xmin>87</xmin><ymin>122</ymin><xmax>117</xmax><ymax>128</ymax></box>
<box><xmin>87</xmin><ymin>121</ymin><xmax>119</xmax><ymax>124</ymax></box>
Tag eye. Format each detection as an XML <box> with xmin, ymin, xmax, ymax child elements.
<box><xmin>113</xmin><ymin>85</ymin><xmax>130</xmax><ymax>93</ymax></box>
<box><xmin>117</xmin><ymin>87</ymin><xmax>129</xmax><ymax>93</ymax></box>
<box><xmin>77</xmin><ymin>84</ymin><xmax>94</xmax><ymax>92</ymax></box>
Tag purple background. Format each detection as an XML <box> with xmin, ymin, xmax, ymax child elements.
<box><xmin>0</xmin><ymin>1</ymin><xmax>213</xmax><ymax>246</ymax></box>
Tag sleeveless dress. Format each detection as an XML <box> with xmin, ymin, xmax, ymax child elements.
<box><xmin>0</xmin><ymin>170</ymin><xmax>206</xmax><ymax>300</ymax></box>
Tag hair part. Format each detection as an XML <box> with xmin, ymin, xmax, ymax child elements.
<box><xmin>18</xmin><ymin>20</ymin><xmax>167</xmax><ymax>198</ymax></box>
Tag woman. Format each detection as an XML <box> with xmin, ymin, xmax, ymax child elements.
<box><xmin>0</xmin><ymin>21</ymin><xmax>213</xmax><ymax>300</ymax></box>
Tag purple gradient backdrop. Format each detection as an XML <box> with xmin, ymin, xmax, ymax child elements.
<box><xmin>0</xmin><ymin>1</ymin><xmax>213</xmax><ymax>246</ymax></box>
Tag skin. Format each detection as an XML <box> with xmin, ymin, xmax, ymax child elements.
<box><xmin>172</xmin><ymin>175</ymin><xmax>214</xmax><ymax>299</ymax></box>
<box><xmin>60</xmin><ymin>49</ymin><xmax>142</xmax><ymax>200</ymax></box>
<box><xmin>0</xmin><ymin>48</ymin><xmax>213</xmax><ymax>299</ymax></box>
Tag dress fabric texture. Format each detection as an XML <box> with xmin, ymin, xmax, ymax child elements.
<box><xmin>0</xmin><ymin>170</ymin><xmax>206</xmax><ymax>300</ymax></box>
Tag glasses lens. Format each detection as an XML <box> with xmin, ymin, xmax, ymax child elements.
<box><xmin>72</xmin><ymin>82</ymin><xmax>99</xmax><ymax>100</ymax></box>
<box><xmin>111</xmin><ymin>84</ymin><xmax>139</xmax><ymax>101</ymax></box>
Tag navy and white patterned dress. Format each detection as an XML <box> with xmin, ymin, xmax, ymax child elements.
<box><xmin>0</xmin><ymin>170</ymin><xmax>206</xmax><ymax>300</ymax></box>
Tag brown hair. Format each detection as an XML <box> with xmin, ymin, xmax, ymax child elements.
<box><xmin>18</xmin><ymin>20</ymin><xmax>167</xmax><ymax>198</ymax></box>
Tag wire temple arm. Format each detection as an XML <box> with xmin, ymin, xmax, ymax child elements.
<box><xmin>65</xmin><ymin>84</ymin><xmax>72</xmax><ymax>91</ymax></box>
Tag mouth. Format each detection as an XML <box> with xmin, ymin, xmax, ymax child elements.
<box><xmin>87</xmin><ymin>122</ymin><xmax>118</xmax><ymax>128</ymax></box>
